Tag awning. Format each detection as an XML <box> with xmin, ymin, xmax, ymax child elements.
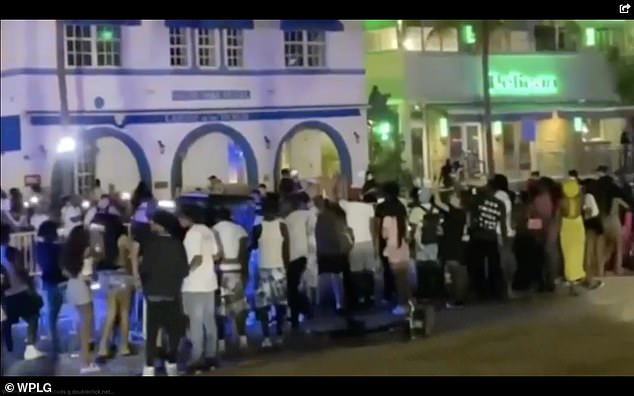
<box><xmin>64</xmin><ymin>20</ymin><xmax>141</xmax><ymax>26</ymax></box>
<box><xmin>1</xmin><ymin>115</ymin><xmax>22</xmax><ymax>153</ymax></box>
<box><xmin>436</xmin><ymin>103</ymin><xmax>555</xmax><ymax>123</ymax></box>
<box><xmin>280</xmin><ymin>20</ymin><xmax>344</xmax><ymax>31</ymax></box>
<box><xmin>164</xmin><ymin>20</ymin><xmax>254</xmax><ymax>30</ymax></box>
<box><xmin>557</xmin><ymin>105</ymin><xmax>634</xmax><ymax>119</ymax></box>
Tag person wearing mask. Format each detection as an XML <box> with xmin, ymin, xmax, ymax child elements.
<box><xmin>2</xmin><ymin>243</ymin><xmax>44</xmax><ymax>361</ymax></box>
<box><xmin>97</xmin><ymin>228</ymin><xmax>135</xmax><ymax>360</ymax></box>
<box><xmin>468</xmin><ymin>183</ymin><xmax>508</xmax><ymax>300</ymax></box>
<box><xmin>559</xmin><ymin>178</ymin><xmax>603</xmax><ymax>295</ymax></box>
<box><xmin>61</xmin><ymin>195</ymin><xmax>82</xmax><ymax>238</ymax></box>
<box><xmin>36</xmin><ymin>220</ymin><xmax>66</xmax><ymax>358</ymax></box>
<box><xmin>252</xmin><ymin>197</ymin><xmax>289</xmax><ymax>347</ymax></box>
<box><xmin>283</xmin><ymin>195</ymin><xmax>312</xmax><ymax>329</ymax></box>
<box><xmin>340</xmin><ymin>192</ymin><xmax>377</xmax><ymax>309</ymax></box>
<box><xmin>362</xmin><ymin>171</ymin><xmax>378</xmax><ymax>202</ymax></box>
<box><xmin>489</xmin><ymin>175</ymin><xmax>516</xmax><ymax>299</ymax></box>
<box><xmin>177</xmin><ymin>204</ymin><xmax>220</xmax><ymax>372</ymax></box>
<box><xmin>374</xmin><ymin>182</ymin><xmax>407</xmax><ymax>305</ymax></box>
<box><xmin>139</xmin><ymin>211</ymin><xmax>189</xmax><ymax>376</ymax></box>
<box><xmin>212</xmin><ymin>208</ymin><xmax>250</xmax><ymax>354</ymax></box>
<box><xmin>61</xmin><ymin>225</ymin><xmax>99</xmax><ymax>373</ymax></box>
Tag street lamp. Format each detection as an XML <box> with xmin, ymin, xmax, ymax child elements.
<box><xmin>56</xmin><ymin>137</ymin><xmax>77</xmax><ymax>154</ymax></box>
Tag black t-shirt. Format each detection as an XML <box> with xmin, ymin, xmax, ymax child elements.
<box><xmin>441</xmin><ymin>206</ymin><xmax>466</xmax><ymax>247</ymax></box>
<box><xmin>470</xmin><ymin>192</ymin><xmax>504</xmax><ymax>242</ymax></box>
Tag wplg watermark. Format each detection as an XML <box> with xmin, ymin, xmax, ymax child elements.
<box><xmin>3</xmin><ymin>382</ymin><xmax>113</xmax><ymax>395</ymax></box>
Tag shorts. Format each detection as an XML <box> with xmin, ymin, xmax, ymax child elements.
<box><xmin>255</xmin><ymin>267</ymin><xmax>287</xmax><ymax>308</ymax></box>
<box><xmin>349</xmin><ymin>241</ymin><xmax>377</xmax><ymax>273</ymax></box>
<box><xmin>218</xmin><ymin>271</ymin><xmax>248</xmax><ymax>316</ymax></box>
<box><xmin>66</xmin><ymin>277</ymin><xmax>92</xmax><ymax>306</ymax></box>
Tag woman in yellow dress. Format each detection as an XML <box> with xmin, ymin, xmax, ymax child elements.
<box><xmin>559</xmin><ymin>178</ymin><xmax>603</xmax><ymax>295</ymax></box>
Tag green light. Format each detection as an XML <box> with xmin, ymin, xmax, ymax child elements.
<box><xmin>99</xmin><ymin>28</ymin><xmax>114</xmax><ymax>41</ymax></box>
<box><xmin>585</xmin><ymin>28</ymin><xmax>596</xmax><ymax>46</ymax></box>
<box><xmin>439</xmin><ymin>118</ymin><xmax>448</xmax><ymax>138</ymax></box>
<box><xmin>492</xmin><ymin>121</ymin><xmax>502</xmax><ymax>136</ymax></box>
<box><xmin>374</xmin><ymin>121</ymin><xmax>393</xmax><ymax>141</ymax></box>
<box><xmin>488</xmin><ymin>71</ymin><xmax>559</xmax><ymax>96</ymax></box>
<box><xmin>463</xmin><ymin>25</ymin><xmax>476</xmax><ymax>44</ymax></box>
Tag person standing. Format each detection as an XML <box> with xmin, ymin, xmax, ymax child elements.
<box><xmin>490</xmin><ymin>175</ymin><xmax>516</xmax><ymax>298</ymax></box>
<box><xmin>212</xmin><ymin>208</ymin><xmax>250</xmax><ymax>354</ymax></box>
<box><xmin>130</xmin><ymin>181</ymin><xmax>156</xmax><ymax>246</ymax></box>
<box><xmin>284</xmin><ymin>195</ymin><xmax>312</xmax><ymax>329</ymax></box>
<box><xmin>139</xmin><ymin>211</ymin><xmax>189</xmax><ymax>376</ymax></box>
<box><xmin>177</xmin><ymin>204</ymin><xmax>220</xmax><ymax>372</ymax></box>
<box><xmin>252</xmin><ymin>198</ymin><xmax>289</xmax><ymax>348</ymax></box>
<box><xmin>61</xmin><ymin>195</ymin><xmax>82</xmax><ymax>238</ymax></box>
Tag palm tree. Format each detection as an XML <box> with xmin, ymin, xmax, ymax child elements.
<box><xmin>427</xmin><ymin>20</ymin><xmax>504</xmax><ymax>175</ymax></box>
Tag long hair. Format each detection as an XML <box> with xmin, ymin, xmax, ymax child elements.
<box><xmin>61</xmin><ymin>225</ymin><xmax>89</xmax><ymax>278</ymax></box>
<box><xmin>131</xmin><ymin>181</ymin><xmax>153</xmax><ymax>211</ymax></box>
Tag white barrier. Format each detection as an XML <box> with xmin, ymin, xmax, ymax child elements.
<box><xmin>9</xmin><ymin>231</ymin><xmax>38</xmax><ymax>275</ymax></box>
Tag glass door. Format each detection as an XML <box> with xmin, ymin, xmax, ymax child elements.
<box><xmin>449</xmin><ymin>123</ymin><xmax>484</xmax><ymax>175</ymax></box>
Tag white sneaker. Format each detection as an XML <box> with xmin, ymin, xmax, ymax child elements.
<box><xmin>239</xmin><ymin>335</ymin><xmax>248</xmax><ymax>350</ymax></box>
<box><xmin>218</xmin><ymin>339</ymin><xmax>226</xmax><ymax>355</ymax></box>
<box><xmin>261</xmin><ymin>338</ymin><xmax>272</xmax><ymax>348</ymax></box>
<box><xmin>392</xmin><ymin>305</ymin><xmax>407</xmax><ymax>316</ymax></box>
<box><xmin>165</xmin><ymin>362</ymin><xmax>178</xmax><ymax>377</ymax></box>
<box><xmin>80</xmin><ymin>363</ymin><xmax>101</xmax><ymax>375</ymax></box>
<box><xmin>23</xmin><ymin>345</ymin><xmax>45</xmax><ymax>360</ymax></box>
<box><xmin>142</xmin><ymin>366</ymin><xmax>155</xmax><ymax>376</ymax></box>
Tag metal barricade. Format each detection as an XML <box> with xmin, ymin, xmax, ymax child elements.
<box><xmin>9</xmin><ymin>231</ymin><xmax>37</xmax><ymax>276</ymax></box>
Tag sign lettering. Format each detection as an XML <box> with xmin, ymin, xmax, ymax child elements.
<box><xmin>171</xmin><ymin>90</ymin><xmax>251</xmax><ymax>101</ymax></box>
<box><xmin>488</xmin><ymin>71</ymin><xmax>558</xmax><ymax>96</ymax></box>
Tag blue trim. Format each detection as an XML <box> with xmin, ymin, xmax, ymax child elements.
<box><xmin>30</xmin><ymin>108</ymin><xmax>362</xmax><ymax>128</ymax></box>
<box><xmin>274</xmin><ymin>120</ymin><xmax>352</xmax><ymax>186</ymax></box>
<box><xmin>0</xmin><ymin>115</ymin><xmax>22</xmax><ymax>152</ymax></box>
<box><xmin>64</xmin><ymin>20</ymin><xmax>141</xmax><ymax>26</ymax></box>
<box><xmin>165</xmin><ymin>20</ymin><xmax>254</xmax><ymax>30</ymax></box>
<box><xmin>280</xmin><ymin>20</ymin><xmax>344</xmax><ymax>32</ymax></box>
<box><xmin>51</xmin><ymin>127</ymin><xmax>152</xmax><ymax>188</ymax></box>
<box><xmin>26</xmin><ymin>104</ymin><xmax>366</xmax><ymax>116</ymax></box>
<box><xmin>171</xmin><ymin>123</ymin><xmax>258</xmax><ymax>194</ymax></box>
<box><xmin>0</xmin><ymin>67</ymin><xmax>365</xmax><ymax>78</ymax></box>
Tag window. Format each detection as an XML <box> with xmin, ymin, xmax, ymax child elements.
<box><xmin>366</xmin><ymin>28</ymin><xmax>399</xmax><ymax>52</ymax></box>
<box><xmin>65</xmin><ymin>24</ymin><xmax>121</xmax><ymax>67</ymax></box>
<box><xmin>169</xmin><ymin>27</ymin><xmax>189</xmax><ymax>67</ymax></box>
<box><xmin>596</xmin><ymin>28</ymin><xmax>616</xmax><ymax>50</ymax></box>
<box><xmin>195</xmin><ymin>28</ymin><xmax>219</xmax><ymax>68</ymax></box>
<box><xmin>534</xmin><ymin>24</ymin><xmax>577</xmax><ymax>52</ymax></box>
<box><xmin>284</xmin><ymin>30</ymin><xmax>326</xmax><ymax>68</ymax></box>
<box><xmin>224</xmin><ymin>29</ymin><xmax>244</xmax><ymax>68</ymax></box>
<box><xmin>422</xmin><ymin>27</ymin><xmax>458</xmax><ymax>52</ymax></box>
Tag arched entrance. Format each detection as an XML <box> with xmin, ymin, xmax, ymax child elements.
<box><xmin>274</xmin><ymin>121</ymin><xmax>352</xmax><ymax>186</ymax></box>
<box><xmin>170</xmin><ymin>123</ymin><xmax>258</xmax><ymax>196</ymax></box>
<box><xmin>50</xmin><ymin>127</ymin><xmax>152</xmax><ymax>200</ymax></box>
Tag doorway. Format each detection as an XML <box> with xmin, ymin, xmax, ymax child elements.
<box><xmin>449</xmin><ymin>123</ymin><xmax>485</xmax><ymax>175</ymax></box>
<box><xmin>501</xmin><ymin>122</ymin><xmax>532</xmax><ymax>180</ymax></box>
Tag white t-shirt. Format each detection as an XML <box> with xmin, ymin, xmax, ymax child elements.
<box><xmin>339</xmin><ymin>200</ymin><xmax>375</xmax><ymax>243</ymax></box>
<box><xmin>182</xmin><ymin>224</ymin><xmax>218</xmax><ymax>293</ymax></box>
<box><xmin>583</xmin><ymin>193</ymin><xmax>600</xmax><ymax>218</ymax></box>
<box><xmin>61</xmin><ymin>205</ymin><xmax>82</xmax><ymax>236</ymax></box>
<box><xmin>30</xmin><ymin>214</ymin><xmax>49</xmax><ymax>232</ymax></box>
<box><xmin>494</xmin><ymin>190</ymin><xmax>515</xmax><ymax>237</ymax></box>
<box><xmin>284</xmin><ymin>210</ymin><xmax>310</xmax><ymax>261</ymax></box>
<box><xmin>212</xmin><ymin>221</ymin><xmax>247</xmax><ymax>262</ymax></box>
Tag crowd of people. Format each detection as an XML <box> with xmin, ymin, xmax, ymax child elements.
<box><xmin>1</xmin><ymin>165</ymin><xmax>633</xmax><ymax>376</ymax></box>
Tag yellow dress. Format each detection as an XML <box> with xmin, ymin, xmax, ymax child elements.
<box><xmin>559</xmin><ymin>179</ymin><xmax>586</xmax><ymax>282</ymax></box>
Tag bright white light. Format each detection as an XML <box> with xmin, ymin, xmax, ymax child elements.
<box><xmin>29</xmin><ymin>196</ymin><xmax>39</xmax><ymax>204</ymax></box>
<box><xmin>290</xmin><ymin>169</ymin><xmax>299</xmax><ymax>177</ymax></box>
<box><xmin>158</xmin><ymin>200</ymin><xmax>176</xmax><ymax>209</ymax></box>
<box><xmin>402</xmin><ymin>38</ymin><xmax>414</xmax><ymax>51</ymax></box>
<box><xmin>90</xmin><ymin>282</ymin><xmax>101</xmax><ymax>291</ymax></box>
<box><xmin>56</xmin><ymin>137</ymin><xmax>76</xmax><ymax>154</ymax></box>
<box><xmin>120</xmin><ymin>192</ymin><xmax>131</xmax><ymax>201</ymax></box>
<box><xmin>81</xmin><ymin>200</ymin><xmax>90</xmax><ymax>209</ymax></box>
<box><xmin>23</xmin><ymin>202</ymin><xmax>30</xmax><ymax>208</ymax></box>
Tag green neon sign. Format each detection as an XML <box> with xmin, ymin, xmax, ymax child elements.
<box><xmin>488</xmin><ymin>71</ymin><xmax>559</xmax><ymax>96</ymax></box>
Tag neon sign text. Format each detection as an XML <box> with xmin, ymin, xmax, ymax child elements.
<box><xmin>488</xmin><ymin>71</ymin><xmax>559</xmax><ymax>96</ymax></box>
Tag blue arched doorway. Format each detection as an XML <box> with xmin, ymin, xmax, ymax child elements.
<box><xmin>170</xmin><ymin>123</ymin><xmax>259</xmax><ymax>196</ymax></box>
<box><xmin>50</xmin><ymin>127</ymin><xmax>152</xmax><ymax>202</ymax></box>
<box><xmin>274</xmin><ymin>120</ymin><xmax>352</xmax><ymax>185</ymax></box>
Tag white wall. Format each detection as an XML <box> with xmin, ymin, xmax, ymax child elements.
<box><xmin>181</xmin><ymin>133</ymin><xmax>230</xmax><ymax>190</ymax></box>
<box><xmin>95</xmin><ymin>137</ymin><xmax>139</xmax><ymax>194</ymax></box>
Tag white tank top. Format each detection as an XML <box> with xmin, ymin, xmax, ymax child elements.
<box><xmin>259</xmin><ymin>219</ymin><xmax>284</xmax><ymax>269</ymax></box>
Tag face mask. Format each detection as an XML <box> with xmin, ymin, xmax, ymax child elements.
<box><xmin>366</xmin><ymin>174</ymin><xmax>374</xmax><ymax>181</ymax></box>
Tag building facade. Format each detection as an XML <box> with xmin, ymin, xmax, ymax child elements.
<box><xmin>366</xmin><ymin>20</ymin><xmax>634</xmax><ymax>182</ymax></box>
<box><xmin>1</xmin><ymin>20</ymin><xmax>368</xmax><ymax>199</ymax></box>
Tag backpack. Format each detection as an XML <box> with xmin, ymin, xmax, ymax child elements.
<box><xmin>420</xmin><ymin>206</ymin><xmax>441</xmax><ymax>245</ymax></box>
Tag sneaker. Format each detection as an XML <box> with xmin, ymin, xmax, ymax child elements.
<box><xmin>203</xmin><ymin>357</ymin><xmax>219</xmax><ymax>371</ymax></box>
<box><xmin>218</xmin><ymin>339</ymin><xmax>226</xmax><ymax>355</ymax></box>
<box><xmin>586</xmin><ymin>280</ymin><xmax>605</xmax><ymax>290</ymax></box>
<box><xmin>261</xmin><ymin>337</ymin><xmax>273</xmax><ymax>348</ymax></box>
<box><xmin>23</xmin><ymin>345</ymin><xmax>45</xmax><ymax>360</ymax></box>
<box><xmin>142</xmin><ymin>366</ymin><xmax>155</xmax><ymax>376</ymax></box>
<box><xmin>238</xmin><ymin>335</ymin><xmax>248</xmax><ymax>351</ymax></box>
<box><xmin>165</xmin><ymin>362</ymin><xmax>178</xmax><ymax>377</ymax></box>
<box><xmin>80</xmin><ymin>363</ymin><xmax>101</xmax><ymax>375</ymax></box>
<box><xmin>392</xmin><ymin>305</ymin><xmax>407</xmax><ymax>316</ymax></box>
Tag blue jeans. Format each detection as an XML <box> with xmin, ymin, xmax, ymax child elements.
<box><xmin>43</xmin><ymin>282</ymin><xmax>66</xmax><ymax>356</ymax></box>
<box><xmin>182</xmin><ymin>292</ymin><xmax>217</xmax><ymax>362</ymax></box>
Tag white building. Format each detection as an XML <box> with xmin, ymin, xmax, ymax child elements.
<box><xmin>0</xmin><ymin>20</ymin><xmax>368</xmax><ymax>199</ymax></box>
